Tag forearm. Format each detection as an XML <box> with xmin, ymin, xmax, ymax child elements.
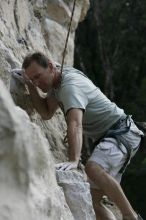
<box><xmin>67</xmin><ymin>123</ymin><xmax>83</xmax><ymax>162</ymax></box>
<box><xmin>55</xmin><ymin>109</ymin><xmax>83</xmax><ymax>171</ymax></box>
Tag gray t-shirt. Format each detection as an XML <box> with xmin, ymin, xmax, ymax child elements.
<box><xmin>51</xmin><ymin>67</ymin><xmax>125</xmax><ymax>141</ymax></box>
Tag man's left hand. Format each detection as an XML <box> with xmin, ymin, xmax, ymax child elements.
<box><xmin>55</xmin><ymin>161</ymin><xmax>78</xmax><ymax>171</ymax></box>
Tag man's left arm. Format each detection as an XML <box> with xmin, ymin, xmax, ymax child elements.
<box><xmin>56</xmin><ymin>108</ymin><xmax>83</xmax><ymax>170</ymax></box>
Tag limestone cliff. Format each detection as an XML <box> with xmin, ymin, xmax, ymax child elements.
<box><xmin>0</xmin><ymin>0</ymin><xmax>90</xmax><ymax>164</ymax></box>
<box><xmin>0</xmin><ymin>1</ymin><xmax>97</xmax><ymax>220</ymax></box>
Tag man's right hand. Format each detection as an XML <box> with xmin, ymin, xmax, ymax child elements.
<box><xmin>22</xmin><ymin>70</ymin><xmax>34</xmax><ymax>86</ymax></box>
<box><xmin>11</xmin><ymin>68</ymin><xmax>33</xmax><ymax>87</ymax></box>
<box><xmin>11</xmin><ymin>69</ymin><xmax>25</xmax><ymax>84</ymax></box>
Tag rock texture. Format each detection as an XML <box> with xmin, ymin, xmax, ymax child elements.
<box><xmin>56</xmin><ymin>170</ymin><xmax>96</xmax><ymax>220</ymax></box>
<box><xmin>0</xmin><ymin>79</ymin><xmax>74</xmax><ymax>220</ymax></box>
<box><xmin>0</xmin><ymin>78</ymin><xmax>95</xmax><ymax>219</ymax></box>
<box><xmin>0</xmin><ymin>1</ymin><xmax>98</xmax><ymax>220</ymax></box>
<box><xmin>0</xmin><ymin>0</ymin><xmax>90</xmax><ymax>162</ymax></box>
<box><xmin>0</xmin><ymin>0</ymin><xmax>90</xmax><ymax>164</ymax></box>
<box><xmin>0</xmin><ymin>0</ymin><xmax>89</xmax><ymax>86</ymax></box>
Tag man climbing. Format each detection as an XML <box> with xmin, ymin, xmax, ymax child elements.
<box><xmin>20</xmin><ymin>51</ymin><xmax>143</xmax><ymax>220</ymax></box>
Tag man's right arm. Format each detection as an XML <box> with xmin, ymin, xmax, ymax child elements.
<box><xmin>27</xmin><ymin>82</ymin><xmax>58</xmax><ymax>120</ymax></box>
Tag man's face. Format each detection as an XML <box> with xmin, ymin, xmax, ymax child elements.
<box><xmin>25</xmin><ymin>61</ymin><xmax>52</xmax><ymax>92</ymax></box>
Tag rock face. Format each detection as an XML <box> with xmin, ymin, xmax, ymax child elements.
<box><xmin>0</xmin><ymin>0</ymin><xmax>90</xmax><ymax>164</ymax></box>
<box><xmin>0</xmin><ymin>1</ymin><xmax>97</xmax><ymax>220</ymax></box>
<box><xmin>56</xmin><ymin>170</ymin><xmax>96</xmax><ymax>220</ymax></box>
<box><xmin>0</xmin><ymin>80</ymin><xmax>74</xmax><ymax>220</ymax></box>
<box><xmin>0</xmin><ymin>78</ymin><xmax>96</xmax><ymax>219</ymax></box>
<box><xmin>0</xmin><ymin>0</ymin><xmax>89</xmax><ymax>86</ymax></box>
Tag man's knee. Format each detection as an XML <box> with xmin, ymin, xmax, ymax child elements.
<box><xmin>85</xmin><ymin>160</ymin><xmax>114</xmax><ymax>191</ymax></box>
<box><xmin>85</xmin><ymin>160</ymin><xmax>106</xmax><ymax>179</ymax></box>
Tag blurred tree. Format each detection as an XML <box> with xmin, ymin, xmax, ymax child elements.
<box><xmin>74</xmin><ymin>0</ymin><xmax>146</xmax><ymax>218</ymax></box>
<box><xmin>74</xmin><ymin>0</ymin><xmax>146</xmax><ymax>121</ymax></box>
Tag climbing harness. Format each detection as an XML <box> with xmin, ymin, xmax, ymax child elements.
<box><xmin>92</xmin><ymin>115</ymin><xmax>135</xmax><ymax>174</ymax></box>
<box><xmin>60</xmin><ymin>0</ymin><xmax>77</xmax><ymax>75</ymax></box>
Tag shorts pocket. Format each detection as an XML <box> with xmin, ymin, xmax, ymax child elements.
<box><xmin>97</xmin><ymin>137</ymin><xmax>117</xmax><ymax>150</ymax></box>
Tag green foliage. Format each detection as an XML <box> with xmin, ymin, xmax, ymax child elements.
<box><xmin>74</xmin><ymin>0</ymin><xmax>146</xmax><ymax>121</ymax></box>
<box><xmin>122</xmin><ymin>152</ymin><xmax>146</xmax><ymax>218</ymax></box>
<box><xmin>142</xmin><ymin>157</ymin><xmax>146</xmax><ymax>164</ymax></box>
<box><xmin>135</xmin><ymin>77</ymin><xmax>146</xmax><ymax>120</ymax></box>
<box><xmin>74</xmin><ymin>0</ymin><xmax>146</xmax><ymax>217</ymax></box>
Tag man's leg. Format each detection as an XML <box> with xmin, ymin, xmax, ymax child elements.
<box><xmin>90</xmin><ymin>187</ymin><xmax>117</xmax><ymax>220</ymax></box>
<box><xmin>85</xmin><ymin>161</ymin><xmax>138</xmax><ymax>220</ymax></box>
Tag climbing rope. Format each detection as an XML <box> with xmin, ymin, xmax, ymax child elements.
<box><xmin>60</xmin><ymin>0</ymin><xmax>77</xmax><ymax>75</ymax></box>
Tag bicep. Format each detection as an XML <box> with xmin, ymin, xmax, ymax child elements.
<box><xmin>59</xmin><ymin>85</ymin><xmax>88</xmax><ymax>115</ymax></box>
<box><xmin>66</xmin><ymin>108</ymin><xmax>83</xmax><ymax>127</ymax></box>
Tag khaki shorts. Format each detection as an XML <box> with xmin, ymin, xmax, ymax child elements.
<box><xmin>88</xmin><ymin>120</ymin><xmax>142</xmax><ymax>189</ymax></box>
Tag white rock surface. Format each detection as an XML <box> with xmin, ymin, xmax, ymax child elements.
<box><xmin>0</xmin><ymin>79</ymin><xmax>74</xmax><ymax>220</ymax></box>
<box><xmin>56</xmin><ymin>170</ymin><xmax>96</xmax><ymax>220</ymax></box>
<box><xmin>0</xmin><ymin>0</ymin><xmax>89</xmax><ymax>78</ymax></box>
<box><xmin>0</xmin><ymin>0</ymin><xmax>97</xmax><ymax>219</ymax></box>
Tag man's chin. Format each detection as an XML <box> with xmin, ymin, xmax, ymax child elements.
<box><xmin>42</xmin><ymin>88</ymin><xmax>47</xmax><ymax>93</ymax></box>
<box><xmin>37</xmin><ymin>87</ymin><xmax>48</xmax><ymax>93</ymax></box>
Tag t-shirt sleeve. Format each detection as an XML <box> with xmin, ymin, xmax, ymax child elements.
<box><xmin>59</xmin><ymin>84</ymin><xmax>88</xmax><ymax>114</ymax></box>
